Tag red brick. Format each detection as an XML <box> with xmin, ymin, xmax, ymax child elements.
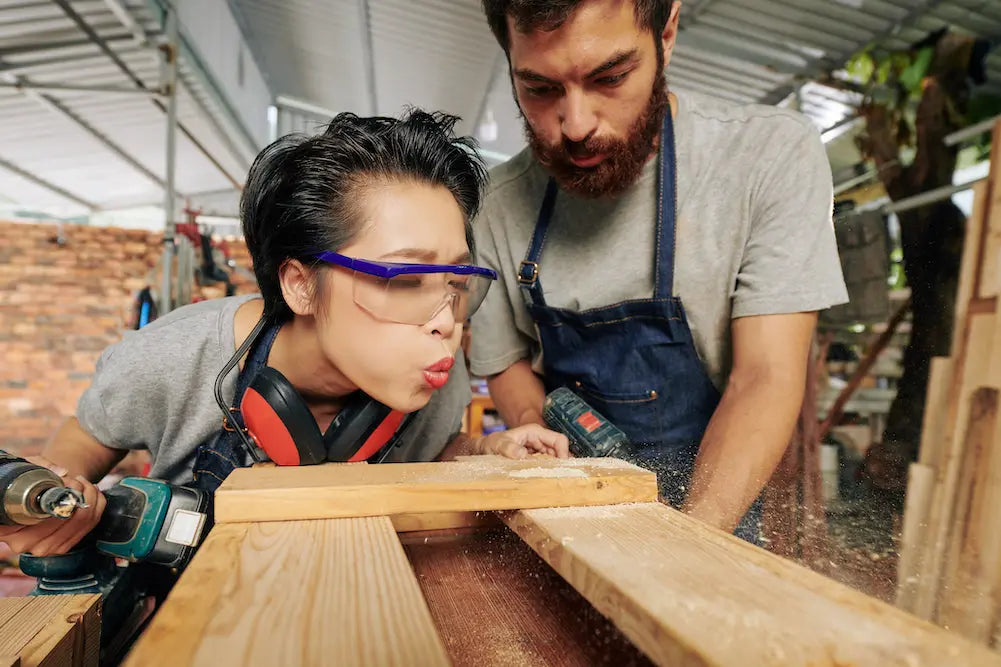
<box><xmin>0</xmin><ymin>220</ymin><xmax>256</xmax><ymax>453</ymax></box>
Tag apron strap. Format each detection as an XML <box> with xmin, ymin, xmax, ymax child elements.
<box><xmin>518</xmin><ymin>179</ymin><xmax>558</xmax><ymax>308</ymax></box>
<box><xmin>226</xmin><ymin>321</ymin><xmax>282</xmax><ymax>434</ymax></box>
<box><xmin>654</xmin><ymin>109</ymin><xmax>678</xmax><ymax>298</ymax></box>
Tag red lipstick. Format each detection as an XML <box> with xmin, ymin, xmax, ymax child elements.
<box><xmin>423</xmin><ymin>356</ymin><xmax>454</xmax><ymax>389</ymax></box>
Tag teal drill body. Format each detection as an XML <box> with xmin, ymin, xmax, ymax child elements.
<box><xmin>542</xmin><ymin>387</ymin><xmax>633</xmax><ymax>460</ymax></box>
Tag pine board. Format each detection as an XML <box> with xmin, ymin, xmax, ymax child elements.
<box><xmin>502</xmin><ymin>503</ymin><xmax>1001</xmax><ymax>666</ymax></box>
<box><xmin>214</xmin><ymin>457</ymin><xmax>657</xmax><ymax>523</ymax></box>
<box><xmin>0</xmin><ymin>595</ymin><xmax>99</xmax><ymax>667</ymax></box>
<box><xmin>127</xmin><ymin>518</ymin><xmax>448</xmax><ymax>666</ymax></box>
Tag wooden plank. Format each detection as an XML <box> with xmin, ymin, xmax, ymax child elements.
<box><xmin>0</xmin><ymin>596</ymin><xmax>99</xmax><ymax>667</ymax></box>
<box><xmin>917</xmin><ymin>357</ymin><xmax>954</xmax><ymax>468</ymax></box>
<box><xmin>502</xmin><ymin>503</ymin><xmax>1001</xmax><ymax>666</ymax></box>
<box><xmin>404</xmin><ymin>528</ymin><xmax>652</xmax><ymax>666</ymax></box>
<box><xmin>125</xmin><ymin>523</ymin><xmax>251</xmax><ymax>666</ymax></box>
<box><xmin>129</xmin><ymin>518</ymin><xmax>450</xmax><ymax>666</ymax></box>
<box><xmin>953</xmin><ymin>182</ymin><xmax>989</xmax><ymax>358</ymax></box>
<box><xmin>976</xmin><ymin>121</ymin><xmax>1001</xmax><ymax>299</ymax></box>
<box><xmin>390</xmin><ymin>510</ymin><xmax>501</xmax><ymax>533</ymax></box>
<box><xmin>24</xmin><ymin>595</ymin><xmax>100</xmax><ymax>667</ymax></box>
<box><xmin>916</xmin><ymin>314</ymin><xmax>998</xmax><ymax>620</ymax></box>
<box><xmin>895</xmin><ymin>462</ymin><xmax>936</xmax><ymax>612</ymax></box>
<box><xmin>938</xmin><ymin>387</ymin><xmax>1000</xmax><ymax>636</ymax></box>
<box><xmin>0</xmin><ymin>598</ymin><xmax>65</xmax><ymax>658</ymax></box>
<box><xmin>214</xmin><ymin>457</ymin><xmax>657</xmax><ymax>524</ymax></box>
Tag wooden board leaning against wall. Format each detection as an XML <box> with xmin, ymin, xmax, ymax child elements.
<box><xmin>896</xmin><ymin>117</ymin><xmax>1001</xmax><ymax>649</ymax></box>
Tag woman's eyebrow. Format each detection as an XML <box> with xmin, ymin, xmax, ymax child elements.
<box><xmin>377</xmin><ymin>248</ymin><xmax>437</xmax><ymax>262</ymax></box>
<box><xmin>377</xmin><ymin>248</ymin><xmax>472</xmax><ymax>264</ymax></box>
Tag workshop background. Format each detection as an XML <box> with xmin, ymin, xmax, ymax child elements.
<box><xmin>0</xmin><ymin>0</ymin><xmax>999</xmax><ymax>623</ymax></box>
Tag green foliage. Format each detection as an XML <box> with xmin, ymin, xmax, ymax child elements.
<box><xmin>898</xmin><ymin>47</ymin><xmax>933</xmax><ymax>95</ymax></box>
<box><xmin>846</xmin><ymin>50</ymin><xmax>874</xmax><ymax>85</ymax></box>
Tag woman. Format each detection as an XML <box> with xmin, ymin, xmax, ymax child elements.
<box><xmin>1</xmin><ymin>109</ymin><xmax>568</xmax><ymax>557</ymax></box>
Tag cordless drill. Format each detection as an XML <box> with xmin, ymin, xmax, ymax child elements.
<box><xmin>542</xmin><ymin>387</ymin><xmax>633</xmax><ymax>460</ymax></box>
<box><xmin>0</xmin><ymin>450</ymin><xmax>209</xmax><ymax>661</ymax></box>
<box><xmin>0</xmin><ymin>450</ymin><xmax>209</xmax><ymax>569</ymax></box>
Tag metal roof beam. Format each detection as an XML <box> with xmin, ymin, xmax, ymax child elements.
<box><xmin>0</xmin><ymin>33</ymin><xmax>133</xmax><ymax>58</ymax></box>
<box><xmin>51</xmin><ymin>0</ymin><xmax>244</xmax><ymax>189</ymax></box>
<box><xmin>1</xmin><ymin>75</ymin><xmax>169</xmax><ymax>191</ymax></box>
<box><xmin>0</xmin><ymin>48</ymin><xmax>151</xmax><ymax>76</ymax></box>
<box><xmin>101</xmin><ymin>0</ymin><xmax>148</xmax><ymax>46</ymax></box>
<box><xmin>0</xmin><ymin>154</ymin><xmax>98</xmax><ymax>210</ymax></box>
<box><xmin>0</xmin><ymin>80</ymin><xmax>161</xmax><ymax>96</ymax></box>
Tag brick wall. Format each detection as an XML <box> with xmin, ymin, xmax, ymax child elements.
<box><xmin>0</xmin><ymin>220</ymin><xmax>256</xmax><ymax>470</ymax></box>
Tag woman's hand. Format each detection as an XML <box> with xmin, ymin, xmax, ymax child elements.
<box><xmin>0</xmin><ymin>456</ymin><xmax>107</xmax><ymax>557</ymax></box>
<box><xmin>475</xmin><ymin>424</ymin><xmax>570</xmax><ymax>460</ymax></box>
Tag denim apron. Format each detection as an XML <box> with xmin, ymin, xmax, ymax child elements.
<box><xmin>191</xmin><ymin>322</ymin><xmax>281</xmax><ymax>494</ymax></box>
<box><xmin>518</xmin><ymin>111</ymin><xmax>761</xmax><ymax>542</ymax></box>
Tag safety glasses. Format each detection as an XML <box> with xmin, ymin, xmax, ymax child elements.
<box><xmin>313</xmin><ymin>251</ymin><xmax>498</xmax><ymax>326</ymax></box>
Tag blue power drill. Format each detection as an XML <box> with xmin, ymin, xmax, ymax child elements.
<box><xmin>542</xmin><ymin>387</ymin><xmax>632</xmax><ymax>460</ymax></box>
<box><xmin>0</xmin><ymin>450</ymin><xmax>210</xmax><ymax>661</ymax></box>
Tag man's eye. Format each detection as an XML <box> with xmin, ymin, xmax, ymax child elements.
<box><xmin>596</xmin><ymin>73</ymin><xmax>627</xmax><ymax>86</ymax></box>
<box><xmin>526</xmin><ymin>85</ymin><xmax>557</xmax><ymax>97</ymax></box>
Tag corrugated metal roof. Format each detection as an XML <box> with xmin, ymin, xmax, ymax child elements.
<box><xmin>229</xmin><ymin>0</ymin><xmax>1000</xmax><ymax>170</ymax></box>
<box><xmin>2</xmin><ymin>0</ymin><xmax>999</xmax><ymax>215</ymax></box>
<box><xmin>0</xmin><ymin>0</ymin><xmax>257</xmax><ymax>216</ymax></box>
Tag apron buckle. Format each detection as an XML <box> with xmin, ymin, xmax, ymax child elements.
<box><xmin>518</xmin><ymin>260</ymin><xmax>539</xmax><ymax>286</ymax></box>
<box><xmin>221</xmin><ymin>407</ymin><xmax>245</xmax><ymax>433</ymax></box>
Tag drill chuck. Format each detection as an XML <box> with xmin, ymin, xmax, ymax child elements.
<box><xmin>0</xmin><ymin>451</ymin><xmax>87</xmax><ymax>525</ymax></box>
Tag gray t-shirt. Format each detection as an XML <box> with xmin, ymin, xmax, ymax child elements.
<box><xmin>77</xmin><ymin>295</ymin><xmax>471</xmax><ymax>485</ymax></box>
<box><xmin>470</xmin><ymin>90</ymin><xmax>849</xmax><ymax>389</ymax></box>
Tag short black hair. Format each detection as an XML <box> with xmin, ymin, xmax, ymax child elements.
<box><xmin>241</xmin><ymin>108</ymin><xmax>487</xmax><ymax>322</ymax></box>
<box><xmin>482</xmin><ymin>0</ymin><xmax>673</xmax><ymax>53</ymax></box>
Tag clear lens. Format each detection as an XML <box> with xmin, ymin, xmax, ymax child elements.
<box><xmin>352</xmin><ymin>271</ymin><xmax>492</xmax><ymax>325</ymax></box>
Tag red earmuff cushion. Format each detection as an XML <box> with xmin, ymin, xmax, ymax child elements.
<box><xmin>241</xmin><ymin>387</ymin><xmax>302</xmax><ymax>466</ymax></box>
<box><xmin>347</xmin><ymin>410</ymin><xmax>406</xmax><ymax>462</ymax></box>
<box><xmin>241</xmin><ymin>367</ymin><xmax>328</xmax><ymax>466</ymax></box>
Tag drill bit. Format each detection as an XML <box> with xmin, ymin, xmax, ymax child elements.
<box><xmin>38</xmin><ymin>486</ymin><xmax>89</xmax><ymax>519</ymax></box>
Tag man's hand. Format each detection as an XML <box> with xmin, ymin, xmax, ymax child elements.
<box><xmin>0</xmin><ymin>456</ymin><xmax>107</xmax><ymax>557</ymax></box>
<box><xmin>475</xmin><ymin>424</ymin><xmax>570</xmax><ymax>459</ymax></box>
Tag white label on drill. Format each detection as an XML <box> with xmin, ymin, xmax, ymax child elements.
<box><xmin>165</xmin><ymin>509</ymin><xmax>207</xmax><ymax>547</ymax></box>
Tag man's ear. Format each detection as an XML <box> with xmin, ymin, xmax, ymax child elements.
<box><xmin>662</xmin><ymin>1</ymin><xmax>682</xmax><ymax>67</ymax></box>
<box><xmin>278</xmin><ymin>259</ymin><xmax>317</xmax><ymax>316</ymax></box>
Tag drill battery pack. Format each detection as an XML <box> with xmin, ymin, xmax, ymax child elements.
<box><xmin>542</xmin><ymin>387</ymin><xmax>632</xmax><ymax>460</ymax></box>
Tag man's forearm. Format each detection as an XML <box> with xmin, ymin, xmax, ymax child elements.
<box><xmin>682</xmin><ymin>368</ymin><xmax>803</xmax><ymax>532</ymax></box>
<box><xmin>486</xmin><ymin>359</ymin><xmax>547</xmax><ymax>427</ymax></box>
<box><xmin>42</xmin><ymin>418</ymin><xmax>127</xmax><ymax>482</ymax></box>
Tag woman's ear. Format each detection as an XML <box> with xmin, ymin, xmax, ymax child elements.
<box><xmin>278</xmin><ymin>259</ymin><xmax>318</xmax><ymax>316</ymax></box>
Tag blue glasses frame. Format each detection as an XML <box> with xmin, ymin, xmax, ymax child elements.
<box><xmin>313</xmin><ymin>251</ymin><xmax>498</xmax><ymax>281</ymax></box>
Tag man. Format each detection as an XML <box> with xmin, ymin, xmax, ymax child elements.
<box><xmin>470</xmin><ymin>0</ymin><xmax>849</xmax><ymax>542</ymax></box>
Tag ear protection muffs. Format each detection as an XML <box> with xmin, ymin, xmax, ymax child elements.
<box><xmin>215</xmin><ymin>317</ymin><xmax>413</xmax><ymax>467</ymax></box>
<box><xmin>240</xmin><ymin>367</ymin><xmax>410</xmax><ymax>466</ymax></box>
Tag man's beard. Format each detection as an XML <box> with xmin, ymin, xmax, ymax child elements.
<box><xmin>523</xmin><ymin>74</ymin><xmax>669</xmax><ymax>199</ymax></box>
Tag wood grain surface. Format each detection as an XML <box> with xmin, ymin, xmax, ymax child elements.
<box><xmin>502</xmin><ymin>502</ymin><xmax>1001</xmax><ymax>666</ymax></box>
<box><xmin>403</xmin><ymin>527</ymin><xmax>652</xmax><ymax>667</ymax></box>
<box><xmin>0</xmin><ymin>595</ymin><xmax>99</xmax><ymax>667</ymax></box>
<box><xmin>127</xmin><ymin>518</ymin><xmax>448</xmax><ymax>666</ymax></box>
<box><xmin>214</xmin><ymin>456</ymin><xmax>657</xmax><ymax>523</ymax></box>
